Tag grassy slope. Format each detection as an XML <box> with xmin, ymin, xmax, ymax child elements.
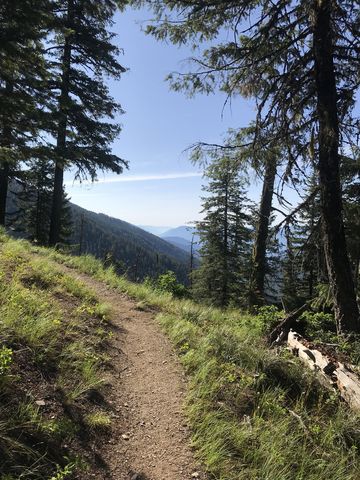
<box><xmin>1</xmin><ymin>233</ymin><xmax>360</xmax><ymax>479</ymax></box>
<box><xmin>46</xmin><ymin>248</ymin><xmax>360</xmax><ymax>480</ymax></box>
<box><xmin>0</xmin><ymin>232</ymin><xmax>114</xmax><ymax>479</ymax></box>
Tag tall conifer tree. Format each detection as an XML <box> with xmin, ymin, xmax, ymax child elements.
<box><xmin>141</xmin><ymin>0</ymin><xmax>360</xmax><ymax>332</ymax></box>
<box><xmin>9</xmin><ymin>160</ymin><xmax>72</xmax><ymax>245</ymax></box>
<box><xmin>48</xmin><ymin>0</ymin><xmax>127</xmax><ymax>246</ymax></box>
<box><xmin>194</xmin><ymin>156</ymin><xmax>252</xmax><ymax>307</ymax></box>
<box><xmin>0</xmin><ymin>0</ymin><xmax>49</xmax><ymax>226</ymax></box>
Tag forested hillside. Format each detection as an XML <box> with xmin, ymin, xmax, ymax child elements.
<box><xmin>69</xmin><ymin>203</ymin><xmax>192</xmax><ymax>282</ymax></box>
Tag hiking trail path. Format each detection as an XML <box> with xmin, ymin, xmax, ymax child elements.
<box><xmin>66</xmin><ymin>267</ymin><xmax>205</xmax><ymax>480</ymax></box>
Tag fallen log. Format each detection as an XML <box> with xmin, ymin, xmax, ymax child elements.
<box><xmin>288</xmin><ymin>330</ymin><xmax>360</xmax><ymax>411</ymax></box>
<box><xmin>268</xmin><ymin>304</ymin><xmax>308</xmax><ymax>345</ymax></box>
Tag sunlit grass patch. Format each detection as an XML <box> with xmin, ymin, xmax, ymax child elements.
<box><xmin>58</xmin><ymin>355</ymin><xmax>105</xmax><ymax>402</ymax></box>
<box><xmin>0</xmin><ymin>278</ymin><xmax>64</xmax><ymax>355</ymax></box>
<box><xmin>0</xmin><ymin>235</ymin><xmax>113</xmax><ymax>479</ymax></box>
<box><xmin>164</xmin><ymin>313</ymin><xmax>360</xmax><ymax>480</ymax></box>
<box><xmin>84</xmin><ymin>411</ymin><xmax>111</xmax><ymax>431</ymax></box>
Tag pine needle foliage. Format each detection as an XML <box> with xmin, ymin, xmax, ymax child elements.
<box><xmin>193</xmin><ymin>156</ymin><xmax>252</xmax><ymax>307</ymax></box>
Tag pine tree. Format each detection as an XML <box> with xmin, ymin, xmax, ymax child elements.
<box><xmin>141</xmin><ymin>0</ymin><xmax>360</xmax><ymax>333</ymax></box>
<box><xmin>9</xmin><ymin>160</ymin><xmax>72</xmax><ymax>245</ymax></box>
<box><xmin>193</xmin><ymin>156</ymin><xmax>252</xmax><ymax>307</ymax></box>
<box><xmin>0</xmin><ymin>0</ymin><xmax>49</xmax><ymax>226</ymax></box>
<box><xmin>250</xmin><ymin>152</ymin><xmax>278</xmax><ymax>306</ymax></box>
<box><xmin>191</xmin><ymin>126</ymin><xmax>281</xmax><ymax>307</ymax></box>
<box><xmin>47</xmin><ymin>0</ymin><xmax>127</xmax><ymax>246</ymax></box>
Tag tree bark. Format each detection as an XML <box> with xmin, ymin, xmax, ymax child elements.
<box><xmin>0</xmin><ymin>82</ymin><xmax>13</xmax><ymax>227</ymax></box>
<box><xmin>221</xmin><ymin>174</ymin><xmax>229</xmax><ymax>306</ymax></box>
<box><xmin>313</xmin><ymin>0</ymin><xmax>360</xmax><ymax>333</ymax></box>
<box><xmin>0</xmin><ymin>161</ymin><xmax>10</xmax><ymax>226</ymax></box>
<box><xmin>49</xmin><ymin>0</ymin><xmax>73</xmax><ymax>246</ymax></box>
<box><xmin>354</xmin><ymin>251</ymin><xmax>360</xmax><ymax>292</ymax></box>
<box><xmin>250</xmin><ymin>156</ymin><xmax>277</xmax><ymax>305</ymax></box>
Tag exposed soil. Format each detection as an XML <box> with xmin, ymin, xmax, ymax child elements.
<box><xmin>64</xmin><ymin>268</ymin><xmax>204</xmax><ymax>480</ymax></box>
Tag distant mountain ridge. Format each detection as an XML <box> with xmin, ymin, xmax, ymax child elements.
<box><xmin>138</xmin><ymin>225</ymin><xmax>171</xmax><ymax>236</ymax></box>
<box><xmin>158</xmin><ymin>225</ymin><xmax>200</xmax><ymax>254</ymax></box>
<box><xmin>161</xmin><ymin>236</ymin><xmax>192</xmax><ymax>251</ymax></box>
<box><xmin>160</xmin><ymin>226</ymin><xmax>199</xmax><ymax>242</ymax></box>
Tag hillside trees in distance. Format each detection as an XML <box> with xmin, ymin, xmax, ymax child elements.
<box><xmin>140</xmin><ymin>0</ymin><xmax>360</xmax><ymax>333</ymax></box>
<box><xmin>0</xmin><ymin>0</ymin><xmax>50</xmax><ymax>226</ymax></box>
<box><xmin>69</xmin><ymin>204</ymin><xmax>192</xmax><ymax>284</ymax></box>
<box><xmin>283</xmin><ymin>180</ymin><xmax>324</xmax><ymax>310</ymax></box>
<box><xmin>48</xmin><ymin>0</ymin><xmax>127</xmax><ymax>245</ymax></box>
<box><xmin>193</xmin><ymin>156</ymin><xmax>252</xmax><ymax>307</ymax></box>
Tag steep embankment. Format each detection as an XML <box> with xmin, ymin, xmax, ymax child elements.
<box><xmin>2</xmin><ymin>232</ymin><xmax>360</xmax><ymax>480</ymax></box>
<box><xmin>0</xmin><ymin>234</ymin><xmax>115</xmax><ymax>479</ymax></box>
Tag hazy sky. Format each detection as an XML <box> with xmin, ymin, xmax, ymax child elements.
<box><xmin>65</xmin><ymin>6</ymin><xmax>256</xmax><ymax>227</ymax></box>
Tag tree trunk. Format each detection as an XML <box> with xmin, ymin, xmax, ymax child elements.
<box><xmin>49</xmin><ymin>0</ymin><xmax>73</xmax><ymax>246</ymax></box>
<box><xmin>313</xmin><ymin>0</ymin><xmax>360</xmax><ymax>333</ymax></box>
<box><xmin>0</xmin><ymin>82</ymin><xmax>14</xmax><ymax>227</ymax></box>
<box><xmin>354</xmin><ymin>251</ymin><xmax>360</xmax><ymax>292</ymax></box>
<box><xmin>221</xmin><ymin>174</ymin><xmax>229</xmax><ymax>306</ymax></box>
<box><xmin>0</xmin><ymin>161</ymin><xmax>10</xmax><ymax>226</ymax></box>
<box><xmin>250</xmin><ymin>156</ymin><xmax>277</xmax><ymax>305</ymax></box>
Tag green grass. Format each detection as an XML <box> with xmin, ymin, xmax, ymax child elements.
<box><xmin>84</xmin><ymin>411</ymin><xmax>112</xmax><ymax>431</ymax></box>
<box><xmin>43</xmin><ymin>242</ymin><xmax>360</xmax><ymax>480</ymax></box>
<box><xmin>0</xmin><ymin>233</ymin><xmax>113</xmax><ymax>479</ymax></box>
<box><xmin>3</xmin><ymin>232</ymin><xmax>360</xmax><ymax>479</ymax></box>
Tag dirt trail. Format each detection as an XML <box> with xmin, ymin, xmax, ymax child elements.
<box><xmin>67</xmin><ymin>269</ymin><xmax>204</xmax><ymax>480</ymax></box>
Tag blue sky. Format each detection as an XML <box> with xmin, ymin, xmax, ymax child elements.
<box><xmin>65</xmin><ymin>6</ymin><xmax>256</xmax><ymax>227</ymax></box>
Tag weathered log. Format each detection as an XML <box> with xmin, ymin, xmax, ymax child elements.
<box><xmin>288</xmin><ymin>330</ymin><xmax>360</xmax><ymax>411</ymax></box>
<box><xmin>268</xmin><ymin>304</ymin><xmax>308</xmax><ymax>345</ymax></box>
<box><xmin>335</xmin><ymin>363</ymin><xmax>360</xmax><ymax>410</ymax></box>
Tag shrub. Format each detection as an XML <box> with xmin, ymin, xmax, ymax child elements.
<box><xmin>156</xmin><ymin>271</ymin><xmax>188</xmax><ymax>298</ymax></box>
<box><xmin>301</xmin><ymin>311</ymin><xmax>336</xmax><ymax>340</ymax></box>
<box><xmin>0</xmin><ymin>347</ymin><xmax>13</xmax><ymax>376</ymax></box>
<box><xmin>256</xmin><ymin>305</ymin><xmax>283</xmax><ymax>333</ymax></box>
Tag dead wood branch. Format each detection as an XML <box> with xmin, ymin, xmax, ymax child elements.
<box><xmin>288</xmin><ymin>331</ymin><xmax>360</xmax><ymax>411</ymax></box>
<box><xmin>269</xmin><ymin>304</ymin><xmax>308</xmax><ymax>345</ymax></box>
